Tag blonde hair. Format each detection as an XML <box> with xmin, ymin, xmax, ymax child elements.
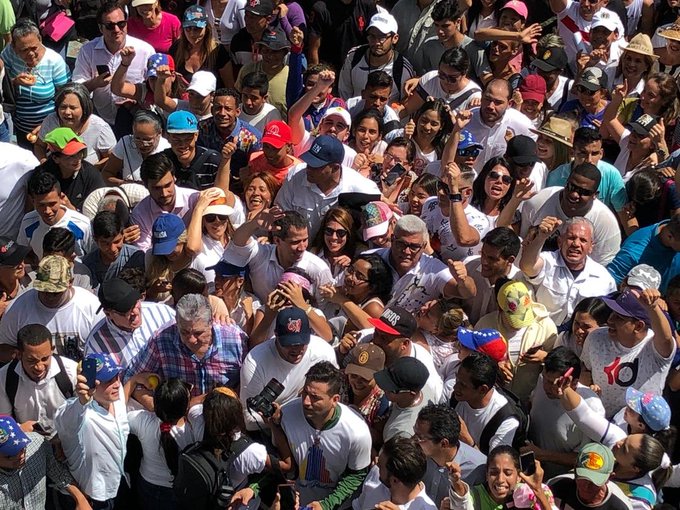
<box><xmin>173</xmin><ymin>23</ymin><xmax>218</xmax><ymax>76</ymax></box>
<box><xmin>146</xmin><ymin>230</ymin><xmax>188</xmax><ymax>301</ymax></box>
<box><xmin>437</xmin><ymin>306</ymin><xmax>468</xmax><ymax>337</ymax></box>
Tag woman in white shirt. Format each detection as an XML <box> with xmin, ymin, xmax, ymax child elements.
<box><xmin>470</xmin><ymin>156</ymin><xmax>518</xmax><ymax>229</ymax></box>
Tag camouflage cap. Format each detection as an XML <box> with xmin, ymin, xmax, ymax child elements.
<box><xmin>33</xmin><ymin>255</ymin><xmax>72</xmax><ymax>293</ymax></box>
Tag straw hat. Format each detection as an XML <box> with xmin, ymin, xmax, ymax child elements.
<box><xmin>622</xmin><ymin>34</ymin><xmax>658</xmax><ymax>59</ymax></box>
<box><xmin>530</xmin><ymin>116</ymin><xmax>573</xmax><ymax>147</ymax></box>
<box><xmin>659</xmin><ymin>24</ymin><xmax>680</xmax><ymax>43</ymax></box>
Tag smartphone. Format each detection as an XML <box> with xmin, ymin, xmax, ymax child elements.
<box><xmin>32</xmin><ymin>422</ymin><xmax>48</xmax><ymax>435</ymax></box>
<box><xmin>96</xmin><ymin>64</ymin><xmax>110</xmax><ymax>76</ymax></box>
<box><xmin>383</xmin><ymin>163</ymin><xmax>407</xmax><ymax>187</ymax></box>
<box><xmin>520</xmin><ymin>451</ymin><xmax>536</xmax><ymax>476</ymax></box>
<box><xmin>82</xmin><ymin>358</ymin><xmax>98</xmax><ymax>389</ymax></box>
<box><xmin>277</xmin><ymin>483</ymin><xmax>297</xmax><ymax>509</ymax></box>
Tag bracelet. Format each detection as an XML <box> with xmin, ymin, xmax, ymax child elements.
<box><xmin>304</xmin><ymin>305</ymin><xmax>313</xmax><ymax>315</ymax></box>
<box><xmin>120</xmin><ymin>63</ymin><xmax>130</xmax><ymax>68</ymax></box>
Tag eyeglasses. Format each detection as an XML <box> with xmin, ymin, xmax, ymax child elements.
<box><xmin>457</xmin><ymin>147</ymin><xmax>481</xmax><ymax>158</ymax></box>
<box><xmin>133</xmin><ymin>135</ymin><xmax>158</xmax><ymax>147</ymax></box>
<box><xmin>346</xmin><ymin>265</ymin><xmax>369</xmax><ymax>282</ymax></box>
<box><xmin>412</xmin><ymin>430</ymin><xmax>435</xmax><ymax>442</ymax></box>
<box><xmin>101</xmin><ymin>20</ymin><xmax>127</xmax><ymax>31</ymax></box>
<box><xmin>383</xmin><ymin>153</ymin><xmax>405</xmax><ymax>165</ymax></box>
<box><xmin>204</xmin><ymin>214</ymin><xmax>228</xmax><ymax>223</ymax></box>
<box><xmin>487</xmin><ymin>170</ymin><xmax>513</xmax><ymax>185</ymax></box>
<box><xmin>565</xmin><ymin>181</ymin><xmax>596</xmax><ymax>197</ymax></box>
<box><xmin>393</xmin><ymin>238</ymin><xmax>424</xmax><ymax>253</ymax></box>
<box><xmin>576</xmin><ymin>85</ymin><xmax>598</xmax><ymax>96</ymax></box>
<box><xmin>324</xmin><ymin>227</ymin><xmax>348</xmax><ymax>238</ymax></box>
<box><xmin>438</xmin><ymin>70</ymin><xmax>462</xmax><ymax>84</ymax></box>
<box><xmin>367</xmin><ymin>32</ymin><xmax>393</xmax><ymax>43</ymax></box>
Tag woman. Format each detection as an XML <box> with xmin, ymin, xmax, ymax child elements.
<box><xmin>470</xmin><ymin>156</ymin><xmax>517</xmax><ymax>228</ymax></box>
<box><xmin>187</xmin><ymin>188</ymin><xmax>236</xmax><ymax>287</ymax></box>
<box><xmin>407</xmin><ymin>99</ymin><xmax>454</xmax><ymax>174</ymax></box>
<box><xmin>211</xmin><ymin>263</ymin><xmax>261</xmax><ymax>335</ymax></box>
<box><xmin>128</xmin><ymin>378</ymin><xmax>190</xmax><ymax>509</ymax></box>
<box><xmin>127</xmin><ymin>0</ymin><xmax>181</xmax><ymax>53</ymax></box>
<box><xmin>102</xmin><ymin>110</ymin><xmax>171</xmax><ymax>185</ymax></box>
<box><xmin>243</xmin><ymin>172</ymin><xmax>280</xmax><ymax>222</ymax></box>
<box><xmin>1</xmin><ymin>20</ymin><xmax>69</xmax><ymax>148</ymax></box>
<box><xmin>559</xmin><ymin>66</ymin><xmax>609</xmax><ymax>130</ymax></box>
<box><xmin>413</xmin><ymin>300</ymin><xmax>466</xmax><ymax>378</ymax></box>
<box><xmin>530</xmin><ymin>116</ymin><xmax>573</xmax><ymax>173</ymax></box>
<box><xmin>349</xmin><ymin>109</ymin><xmax>386</xmax><ymax>178</ymax></box>
<box><xmin>403</xmin><ymin>173</ymin><xmax>439</xmax><ymax>216</ymax></box>
<box><xmin>624</xmin><ymin>170</ymin><xmax>680</xmax><ymax>231</ymax></box>
<box><xmin>611</xmin><ymin>34</ymin><xmax>657</xmax><ymax>99</ymax></box>
<box><xmin>319</xmin><ymin>254</ymin><xmax>393</xmax><ymax>334</ymax></box>
<box><xmin>466</xmin><ymin>0</ymin><xmax>500</xmax><ymax>36</ymax></box>
<box><xmin>554</xmin><ymin>297</ymin><xmax>609</xmax><ymax>357</ymax></box>
<box><xmin>146</xmin><ymin>214</ymin><xmax>193</xmax><ymax>302</ymax></box>
<box><xmin>311</xmin><ymin>207</ymin><xmax>356</xmax><ymax>277</ymax></box>
<box><xmin>35</xmin><ymin>83</ymin><xmax>116</xmax><ymax>165</ymax></box>
<box><xmin>448</xmin><ymin>445</ymin><xmax>555</xmax><ymax>510</ymax></box>
<box><xmin>170</xmin><ymin>6</ymin><xmax>229</xmax><ymax>87</ymax></box>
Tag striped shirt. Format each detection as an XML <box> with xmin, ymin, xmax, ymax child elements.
<box><xmin>123</xmin><ymin>321</ymin><xmax>247</xmax><ymax>395</ymax></box>
<box><xmin>84</xmin><ymin>301</ymin><xmax>176</xmax><ymax>369</ymax></box>
<box><xmin>0</xmin><ymin>46</ymin><xmax>69</xmax><ymax>132</ymax></box>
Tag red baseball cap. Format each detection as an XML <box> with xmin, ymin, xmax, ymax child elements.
<box><xmin>262</xmin><ymin>120</ymin><xmax>292</xmax><ymax>149</ymax></box>
<box><xmin>519</xmin><ymin>74</ymin><xmax>547</xmax><ymax>104</ymax></box>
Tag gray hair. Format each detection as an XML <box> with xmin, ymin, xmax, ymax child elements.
<box><xmin>11</xmin><ymin>19</ymin><xmax>40</xmax><ymax>41</ymax></box>
<box><xmin>55</xmin><ymin>83</ymin><xmax>93</xmax><ymax>124</ymax></box>
<box><xmin>133</xmin><ymin>110</ymin><xmax>163</xmax><ymax>133</ymax></box>
<box><xmin>176</xmin><ymin>294</ymin><xmax>212</xmax><ymax>325</ymax></box>
<box><xmin>562</xmin><ymin>216</ymin><xmax>594</xmax><ymax>239</ymax></box>
<box><xmin>394</xmin><ymin>214</ymin><xmax>429</xmax><ymax>242</ymax></box>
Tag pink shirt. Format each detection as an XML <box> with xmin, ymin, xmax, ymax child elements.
<box><xmin>127</xmin><ymin>13</ymin><xmax>181</xmax><ymax>53</ymax></box>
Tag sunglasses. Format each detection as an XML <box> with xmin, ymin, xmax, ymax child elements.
<box><xmin>393</xmin><ymin>237</ymin><xmax>424</xmax><ymax>253</ymax></box>
<box><xmin>204</xmin><ymin>214</ymin><xmax>228</xmax><ymax>223</ymax></box>
<box><xmin>457</xmin><ymin>147</ymin><xmax>481</xmax><ymax>158</ymax></box>
<box><xmin>101</xmin><ymin>20</ymin><xmax>127</xmax><ymax>31</ymax></box>
<box><xmin>565</xmin><ymin>181</ymin><xmax>596</xmax><ymax>197</ymax></box>
<box><xmin>324</xmin><ymin>227</ymin><xmax>348</xmax><ymax>238</ymax></box>
<box><xmin>487</xmin><ymin>170</ymin><xmax>513</xmax><ymax>185</ymax></box>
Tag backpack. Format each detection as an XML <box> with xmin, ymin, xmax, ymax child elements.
<box><xmin>5</xmin><ymin>356</ymin><xmax>74</xmax><ymax>417</ymax></box>
<box><xmin>350</xmin><ymin>45</ymin><xmax>406</xmax><ymax>98</ymax></box>
<box><xmin>478</xmin><ymin>386</ymin><xmax>529</xmax><ymax>455</ymax></box>
<box><xmin>174</xmin><ymin>435</ymin><xmax>252</xmax><ymax>510</ymax></box>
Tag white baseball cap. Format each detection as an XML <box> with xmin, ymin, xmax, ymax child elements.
<box><xmin>591</xmin><ymin>11</ymin><xmax>621</xmax><ymax>34</ymax></box>
<box><xmin>187</xmin><ymin>71</ymin><xmax>217</xmax><ymax>97</ymax></box>
<box><xmin>368</xmin><ymin>13</ymin><xmax>398</xmax><ymax>35</ymax></box>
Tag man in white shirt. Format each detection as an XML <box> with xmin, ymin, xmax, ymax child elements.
<box><xmin>72</xmin><ymin>2</ymin><xmax>155</xmax><ymax>127</ymax></box>
<box><xmin>525</xmin><ymin>347</ymin><xmax>606</xmax><ymax>480</ymax></box>
<box><xmin>276</xmin><ymin>135</ymin><xmax>380</xmax><ymax>238</ymax></box>
<box><xmin>223</xmin><ymin>208</ymin><xmax>333</xmax><ymax>301</ymax></box>
<box><xmin>520</xmin><ymin>216</ymin><xmax>617</xmax><ymax>326</ymax></box>
<box><xmin>520</xmin><ymin>163</ymin><xmax>622</xmax><ymax>265</ymax></box>
<box><xmin>464</xmin><ymin>78</ymin><xmax>535</xmax><ymax>173</ymax></box>
<box><xmin>345</xmin><ymin>71</ymin><xmax>402</xmax><ymax>140</ymax></box>
<box><xmin>18</xmin><ymin>172</ymin><xmax>93</xmax><ymax>260</ymax></box>
<box><xmin>0</xmin><ymin>324</ymin><xmax>77</xmax><ymax>437</ymax></box>
<box><xmin>240</xmin><ymin>307</ymin><xmax>337</xmax><ymax>432</ymax></box>
<box><xmin>0</xmin><ymin>143</ymin><xmax>39</xmax><ymax>240</ymax></box>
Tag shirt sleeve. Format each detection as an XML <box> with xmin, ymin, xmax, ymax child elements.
<box><xmin>222</xmin><ymin>237</ymin><xmax>260</xmax><ymax>267</ymax></box>
<box><xmin>566</xmin><ymin>398</ymin><xmax>627</xmax><ymax>447</ymax></box>
<box><xmin>51</xmin><ymin>54</ymin><xmax>70</xmax><ymax>87</ymax></box>
<box><xmin>489</xmin><ymin>417</ymin><xmax>519</xmax><ymax>451</ymax></box>
<box><xmin>44</xmin><ymin>437</ymin><xmax>76</xmax><ymax>490</ymax></box>
<box><xmin>123</xmin><ymin>337</ymin><xmax>161</xmax><ymax>384</ymax></box>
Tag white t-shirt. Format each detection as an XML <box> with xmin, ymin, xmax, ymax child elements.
<box><xmin>420</xmin><ymin>198</ymin><xmax>490</xmax><ymax>263</ymax></box>
<box><xmin>545</xmin><ymin>75</ymin><xmax>574</xmax><ymax>111</ymax></box>
<box><xmin>190</xmin><ymin>235</ymin><xmax>226</xmax><ymax>287</ymax></box>
<box><xmin>556</xmin><ymin>1</ymin><xmax>621</xmax><ymax>66</ymax></box>
<box><xmin>581</xmin><ymin>327</ymin><xmax>675</xmax><ymax>417</ymax></box>
<box><xmin>418</xmin><ymin>71</ymin><xmax>482</xmax><ymax>112</ymax></box>
<box><xmin>39</xmin><ymin>113</ymin><xmax>116</xmax><ymax>164</ymax></box>
<box><xmin>239</xmin><ymin>103</ymin><xmax>282</xmax><ymax>133</ymax></box>
<box><xmin>17</xmin><ymin>206</ymin><xmax>93</xmax><ymax>259</ymax></box>
<box><xmin>0</xmin><ymin>287</ymin><xmax>104</xmax><ymax>360</ymax></box>
<box><xmin>0</xmin><ymin>143</ymin><xmax>40</xmax><ymax>239</ymax></box>
<box><xmin>112</xmin><ymin>135</ymin><xmax>171</xmax><ymax>182</ymax></box>
<box><xmin>353</xmin><ymin>466</ymin><xmax>437</xmax><ymax>510</ymax></box>
<box><xmin>455</xmin><ymin>389</ymin><xmax>519</xmax><ymax>452</ymax></box>
<box><xmin>613</xmin><ymin>130</ymin><xmax>647</xmax><ymax>183</ymax></box>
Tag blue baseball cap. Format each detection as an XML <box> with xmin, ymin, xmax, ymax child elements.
<box><xmin>183</xmin><ymin>5</ymin><xmax>208</xmax><ymax>28</ymax></box>
<box><xmin>457</xmin><ymin>130</ymin><xmax>483</xmax><ymax>151</ymax></box>
<box><xmin>601</xmin><ymin>288</ymin><xmax>651</xmax><ymax>326</ymax></box>
<box><xmin>167</xmin><ymin>110</ymin><xmax>199</xmax><ymax>134</ymax></box>
<box><xmin>626</xmin><ymin>388</ymin><xmax>671</xmax><ymax>432</ymax></box>
<box><xmin>275</xmin><ymin>307</ymin><xmax>311</xmax><ymax>346</ymax></box>
<box><xmin>301</xmin><ymin>135</ymin><xmax>344</xmax><ymax>168</ymax></box>
<box><xmin>207</xmin><ymin>260</ymin><xmax>248</xmax><ymax>278</ymax></box>
<box><xmin>0</xmin><ymin>416</ymin><xmax>31</xmax><ymax>457</ymax></box>
<box><xmin>152</xmin><ymin>214</ymin><xmax>186</xmax><ymax>255</ymax></box>
<box><xmin>84</xmin><ymin>353</ymin><xmax>123</xmax><ymax>383</ymax></box>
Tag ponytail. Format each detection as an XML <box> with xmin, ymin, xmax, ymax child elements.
<box><xmin>154</xmin><ymin>378</ymin><xmax>191</xmax><ymax>476</ymax></box>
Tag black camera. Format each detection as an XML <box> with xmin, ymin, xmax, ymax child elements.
<box><xmin>246</xmin><ymin>378</ymin><xmax>285</xmax><ymax>418</ymax></box>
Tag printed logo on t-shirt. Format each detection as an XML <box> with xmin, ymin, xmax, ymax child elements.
<box><xmin>603</xmin><ymin>356</ymin><xmax>639</xmax><ymax>387</ymax></box>
<box><xmin>300</xmin><ymin>437</ymin><xmax>333</xmax><ymax>486</ymax></box>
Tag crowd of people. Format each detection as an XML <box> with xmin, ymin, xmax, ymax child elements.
<box><xmin>3</xmin><ymin>0</ymin><xmax>680</xmax><ymax>509</ymax></box>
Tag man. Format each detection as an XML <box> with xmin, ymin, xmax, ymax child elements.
<box><xmin>581</xmin><ymin>287</ymin><xmax>676</xmax><ymax>418</ymax></box>
<box><xmin>17</xmin><ymin>171</ymin><xmax>93</xmax><ymax>260</ymax></box>
<box><xmin>238</xmin><ymin>71</ymin><xmax>283</xmax><ymax>131</ymax></box>
<box><xmin>73</xmin><ymin>1</ymin><xmax>155</xmax><ymax>127</ymax></box>
<box><xmin>368</xmin><ymin>214</ymin><xmax>476</xmax><ymax>312</ymax></box>
<box><xmin>520</xmin><ymin>216</ymin><xmax>617</xmax><ymax>325</ymax></box>
<box><xmin>453</xmin><ymin>352</ymin><xmax>521</xmax><ymax>454</ymax></box>
<box><xmin>275</xmin><ymin>135</ymin><xmax>380</xmax><ymax>238</ymax></box>
<box><xmin>524</xmin><ymin>347</ymin><xmax>606</xmax><ymax>480</ymax></box>
<box><xmin>548</xmin><ymin>442</ymin><xmax>632</xmax><ymax>509</ymax></box>
<box><xmin>545</xmin><ymin>127</ymin><xmax>627</xmax><ymax>215</ymax></box>
<box><xmin>505</xmin><ymin>135</ymin><xmax>548</xmax><ymax>193</ymax></box>
<box><xmin>582</xmin><ymin>11</ymin><xmax>622</xmax><ymax>77</ymax></box>
<box><xmin>240</xmin><ymin>307</ymin><xmax>337</xmax><ymax>431</ymax></box>
<box><xmin>85</xmin><ymin>278</ymin><xmax>175</xmax><ymax>368</ymax></box>
<box><xmin>276</xmin><ymin>361</ymin><xmax>372</xmax><ymax>508</ymax></box>
<box><xmin>352</xmin><ymin>436</ymin><xmax>437</xmax><ymax>509</ymax></box>
<box><xmin>124</xmin><ymin>294</ymin><xmax>245</xmax><ymax>401</ymax></box>
<box><xmin>0</xmin><ymin>238</ymin><xmax>31</xmax><ymax>320</ymax></box>
<box><xmin>392</xmin><ymin>0</ymin><xmax>437</xmax><ymax>65</ymax></box>
<box><xmin>130</xmin><ymin>152</ymin><xmax>199</xmax><ymax>251</ymax></box>
<box><xmin>361</xmin><ymin>201</ymin><xmax>397</xmax><ymax>249</ymax></box>
<box><xmin>520</xmin><ymin>163</ymin><xmax>621</xmax><ymax>265</ymax></box>
<box><xmin>415</xmin><ymin>404</ymin><xmax>487</xmax><ymax>508</ymax></box>
<box><xmin>0</xmin><ymin>142</ymin><xmax>39</xmax><ymax>239</ymax></box>
<box><xmin>0</xmin><ymin>255</ymin><xmax>103</xmax><ymax>363</ymax></box>
<box><xmin>608</xmin><ymin>215</ymin><xmax>680</xmax><ymax>292</ymax></box>
<box><xmin>32</xmin><ymin>228</ymin><xmax>96</xmax><ymax>292</ymax></box>
<box><xmin>223</xmin><ymin>208</ymin><xmax>333</xmax><ymax>301</ymax></box>
<box><xmin>464</xmin><ymin>78</ymin><xmax>535</xmax><ymax>173</ymax></box>
<box><xmin>0</xmin><ymin>324</ymin><xmax>77</xmax><ymax>435</ymax></box>
<box><xmin>156</xmin><ymin>70</ymin><xmax>217</xmax><ymax>121</ymax></box>
<box><xmin>464</xmin><ymin>227</ymin><xmax>521</xmax><ymax>325</ymax></box>
<box><xmin>227</xmin><ymin>0</ymin><xmax>275</xmax><ymax>80</ymax></box>
<box><xmin>530</xmin><ymin>46</ymin><xmax>573</xmax><ymax>111</ymax></box>
<box><xmin>344</xmin><ymin>71</ymin><xmax>402</xmax><ymax>139</ymax></box>
<box><xmin>0</xmin><ymin>415</ymin><xmax>90</xmax><ymax>510</ymax></box>
<box><xmin>161</xmin><ymin>110</ymin><xmax>228</xmax><ymax>191</ymax></box>
<box><xmin>375</xmin><ymin>356</ymin><xmax>434</xmax><ymax>441</ymax></box>
<box><xmin>338</xmin><ymin>13</ymin><xmax>414</xmax><ymax>102</ymax></box>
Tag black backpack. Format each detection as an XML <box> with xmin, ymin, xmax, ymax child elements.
<box><xmin>5</xmin><ymin>357</ymin><xmax>74</xmax><ymax>417</ymax></box>
<box><xmin>478</xmin><ymin>386</ymin><xmax>529</xmax><ymax>455</ymax></box>
<box><xmin>351</xmin><ymin>45</ymin><xmax>406</xmax><ymax>99</ymax></box>
<box><xmin>174</xmin><ymin>436</ymin><xmax>252</xmax><ymax>510</ymax></box>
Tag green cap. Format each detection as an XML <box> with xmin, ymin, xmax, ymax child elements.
<box><xmin>33</xmin><ymin>255</ymin><xmax>72</xmax><ymax>293</ymax></box>
<box><xmin>44</xmin><ymin>127</ymin><xmax>87</xmax><ymax>156</ymax></box>
<box><xmin>575</xmin><ymin>443</ymin><xmax>615</xmax><ymax>486</ymax></box>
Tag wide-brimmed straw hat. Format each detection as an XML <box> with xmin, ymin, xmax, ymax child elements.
<box><xmin>530</xmin><ymin>116</ymin><xmax>573</xmax><ymax>147</ymax></box>
<box><xmin>622</xmin><ymin>34</ymin><xmax>658</xmax><ymax>59</ymax></box>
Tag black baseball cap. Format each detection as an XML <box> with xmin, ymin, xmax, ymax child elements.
<box><xmin>368</xmin><ymin>305</ymin><xmax>417</xmax><ymax>337</ymax></box>
<box><xmin>628</xmin><ymin>114</ymin><xmax>658</xmax><ymax>137</ymax></box>
<box><xmin>0</xmin><ymin>238</ymin><xmax>30</xmax><ymax>267</ymax></box>
<box><xmin>275</xmin><ymin>307</ymin><xmax>311</xmax><ymax>346</ymax></box>
<box><xmin>374</xmin><ymin>356</ymin><xmax>429</xmax><ymax>393</ymax></box>
<box><xmin>531</xmin><ymin>47</ymin><xmax>568</xmax><ymax>72</ymax></box>
<box><xmin>244</xmin><ymin>0</ymin><xmax>274</xmax><ymax>17</ymax></box>
<box><xmin>98</xmin><ymin>278</ymin><xmax>141</xmax><ymax>313</ymax></box>
<box><xmin>505</xmin><ymin>135</ymin><xmax>540</xmax><ymax>166</ymax></box>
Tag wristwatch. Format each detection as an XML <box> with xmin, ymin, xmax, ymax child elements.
<box><xmin>449</xmin><ymin>193</ymin><xmax>463</xmax><ymax>203</ymax></box>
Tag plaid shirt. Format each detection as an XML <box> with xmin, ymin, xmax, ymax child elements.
<box><xmin>0</xmin><ymin>432</ymin><xmax>73</xmax><ymax>510</ymax></box>
<box><xmin>123</xmin><ymin>321</ymin><xmax>247</xmax><ymax>395</ymax></box>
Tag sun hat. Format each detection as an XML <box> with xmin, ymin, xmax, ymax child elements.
<box><xmin>202</xmin><ymin>189</ymin><xmax>235</xmax><ymax>217</ymax></box>
<box><xmin>530</xmin><ymin>117</ymin><xmax>573</xmax><ymax>147</ymax></box>
<box><xmin>622</xmin><ymin>34</ymin><xmax>658</xmax><ymax>59</ymax></box>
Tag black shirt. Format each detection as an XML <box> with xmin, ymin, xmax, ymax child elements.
<box><xmin>161</xmin><ymin>146</ymin><xmax>222</xmax><ymax>190</ymax></box>
<box><xmin>38</xmin><ymin>159</ymin><xmax>106</xmax><ymax>212</ymax></box>
<box><xmin>549</xmin><ymin>475</ymin><xmax>632</xmax><ymax>510</ymax></box>
<box><xmin>169</xmin><ymin>41</ymin><xmax>230</xmax><ymax>88</ymax></box>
